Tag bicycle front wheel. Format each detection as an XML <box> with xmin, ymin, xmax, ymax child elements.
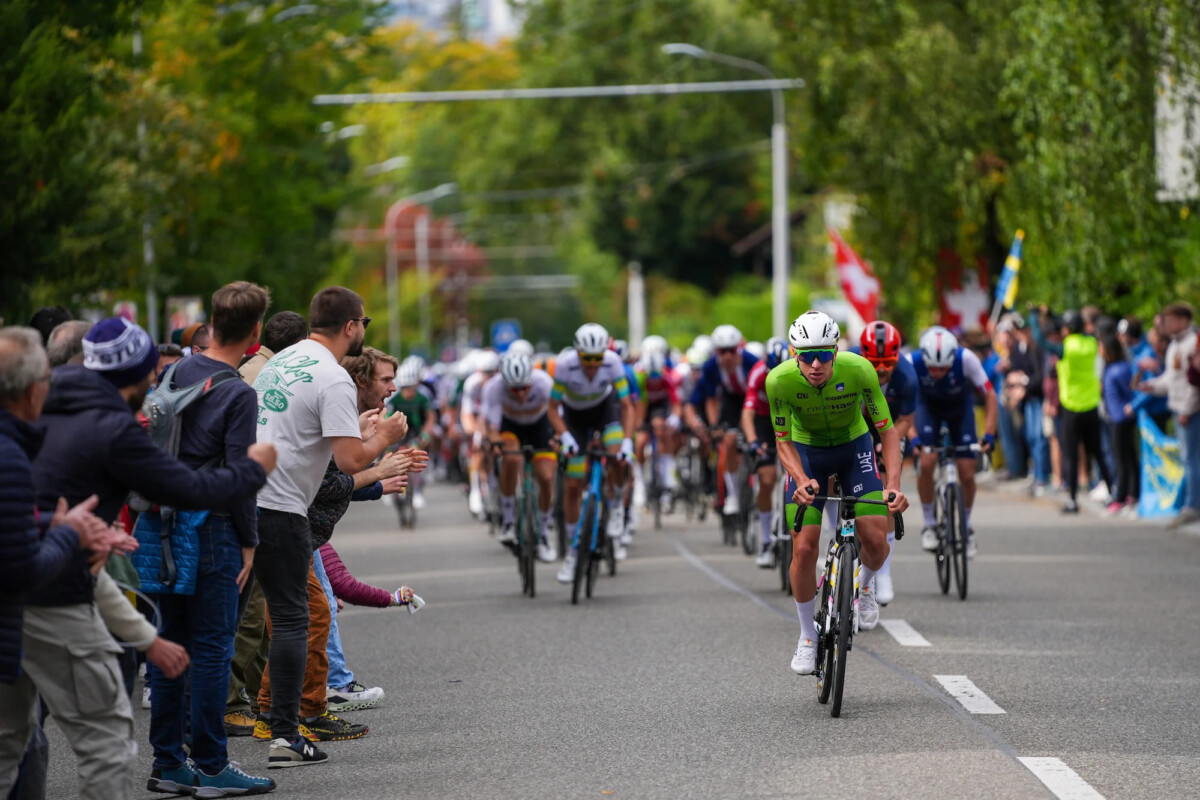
<box><xmin>522</xmin><ymin>493</ymin><xmax>538</xmax><ymax>598</ymax></box>
<box><xmin>572</xmin><ymin>501</ymin><xmax>594</xmax><ymax>605</ymax></box>
<box><xmin>816</xmin><ymin>565</ymin><xmax>834</xmax><ymax>705</ymax></box>
<box><xmin>949</xmin><ymin>484</ymin><xmax>969</xmax><ymax>600</ymax></box>
<box><xmin>830</xmin><ymin>546</ymin><xmax>855</xmax><ymax>718</ymax></box>
<box><xmin>936</xmin><ymin>489</ymin><xmax>952</xmax><ymax>595</ymax></box>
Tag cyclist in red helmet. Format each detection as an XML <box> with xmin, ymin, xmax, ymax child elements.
<box><xmin>851</xmin><ymin>321</ymin><xmax>918</xmax><ymax>606</ymax></box>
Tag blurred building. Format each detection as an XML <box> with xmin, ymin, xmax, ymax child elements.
<box><xmin>387</xmin><ymin>0</ymin><xmax>519</xmax><ymax>42</ymax></box>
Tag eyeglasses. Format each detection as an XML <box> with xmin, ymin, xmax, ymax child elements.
<box><xmin>716</xmin><ymin>347</ymin><xmax>737</xmax><ymax>355</ymax></box>
<box><xmin>579</xmin><ymin>353</ymin><xmax>605</xmax><ymax>364</ymax></box>
<box><xmin>796</xmin><ymin>349</ymin><xmax>836</xmax><ymax>364</ymax></box>
<box><xmin>351</xmin><ymin>317</ymin><xmax>372</xmax><ymax>330</ymax></box>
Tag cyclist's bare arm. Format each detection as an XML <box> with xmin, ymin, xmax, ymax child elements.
<box><xmin>740</xmin><ymin>406</ymin><xmax>757</xmax><ymax>445</ymax></box>
<box><xmin>547</xmin><ymin>401</ymin><xmax>568</xmax><ymax>437</ymax></box>
<box><xmin>620</xmin><ymin>395</ymin><xmax>636</xmax><ymax>441</ymax></box>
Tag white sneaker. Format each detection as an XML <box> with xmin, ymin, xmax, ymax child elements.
<box><xmin>326</xmin><ymin>681</ymin><xmax>385</xmax><ymax>712</ymax></box>
<box><xmin>412</xmin><ymin>492</ymin><xmax>426</xmax><ymax>510</ymax></box>
<box><xmin>557</xmin><ymin>551</ymin><xmax>577</xmax><ymax>584</ymax></box>
<box><xmin>920</xmin><ymin>526</ymin><xmax>938</xmax><ymax>552</ymax></box>
<box><xmin>607</xmin><ymin>509</ymin><xmax>624</xmax><ymax>543</ymax></box>
<box><xmin>755</xmin><ymin>548</ymin><xmax>774</xmax><ymax>568</ymax></box>
<box><xmin>790</xmin><ymin>637</ymin><xmax>817</xmax><ymax>674</ymax></box>
<box><xmin>965</xmin><ymin>534</ymin><xmax>977</xmax><ymax>560</ymax></box>
<box><xmin>142</xmin><ymin>685</ymin><xmax>152</xmax><ymax>710</ymax></box>
<box><xmin>876</xmin><ymin>573</ymin><xmax>895</xmax><ymax>605</ymax></box>
<box><xmin>498</xmin><ymin>523</ymin><xmax>516</xmax><ymax>544</ymax></box>
<box><xmin>1088</xmin><ymin>483</ymin><xmax>1111</xmax><ymax>503</ymax></box>
<box><xmin>857</xmin><ymin>586</ymin><xmax>880</xmax><ymax>631</ymax></box>
<box><xmin>723</xmin><ymin>491</ymin><xmax>740</xmax><ymax>515</ymax></box>
<box><xmin>468</xmin><ymin>489</ymin><xmax>483</xmax><ymax>516</ymax></box>
<box><xmin>538</xmin><ymin>541</ymin><xmax>557</xmax><ymax>563</ymax></box>
<box><xmin>613</xmin><ymin>543</ymin><xmax>628</xmax><ymax>561</ymax></box>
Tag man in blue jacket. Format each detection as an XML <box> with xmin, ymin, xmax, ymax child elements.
<box><xmin>0</xmin><ymin>318</ymin><xmax>277</xmax><ymax>800</ymax></box>
<box><xmin>0</xmin><ymin>327</ymin><xmax>125</xmax><ymax>797</ymax></box>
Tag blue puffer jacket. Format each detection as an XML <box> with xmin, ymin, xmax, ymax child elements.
<box><xmin>0</xmin><ymin>408</ymin><xmax>79</xmax><ymax>683</ymax></box>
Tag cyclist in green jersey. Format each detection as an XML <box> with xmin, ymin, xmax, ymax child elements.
<box><xmin>389</xmin><ymin>363</ymin><xmax>438</xmax><ymax>508</ymax></box>
<box><xmin>766</xmin><ymin>311</ymin><xmax>909</xmax><ymax>676</ymax></box>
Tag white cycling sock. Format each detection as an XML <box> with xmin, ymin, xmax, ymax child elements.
<box><xmin>859</xmin><ymin>564</ymin><xmax>877</xmax><ymax>592</ymax></box>
<box><xmin>759</xmin><ymin>511</ymin><xmax>773</xmax><ymax>549</ymax></box>
<box><xmin>877</xmin><ymin>531</ymin><xmax>895</xmax><ymax>577</ymax></box>
<box><xmin>922</xmin><ymin>503</ymin><xmax>936</xmax><ymax>527</ymax></box>
<box><xmin>796</xmin><ymin>599</ymin><xmax>817</xmax><ymax>641</ymax></box>
<box><xmin>724</xmin><ymin>470</ymin><xmax>737</xmax><ymax>499</ymax></box>
<box><xmin>501</xmin><ymin>496</ymin><xmax>515</xmax><ymax>526</ymax></box>
<box><xmin>539</xmin><ymin>511</ymin><xmax>554</xmax><ymax>542</ymax></box>
<box><xmin>964</xmin><ymin>505</ymin><xmax>973</xmax><ymax>531</ymax></box>
<box><xmin>662</xmin><ymin>454</ymin><xmax>677</xmax><ymax>488</ymax></box>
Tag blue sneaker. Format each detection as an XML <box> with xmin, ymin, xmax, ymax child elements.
<box><xmin>194</xmin><ymin>762</ymin><xmax>276</xmax><ymax>797</ymax></box>
<box><xmin>148</xmin><ymin>761</ymin><xmax>198</xmax><ymax>795</ymax></box>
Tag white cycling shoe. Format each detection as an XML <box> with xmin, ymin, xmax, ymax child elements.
<box><xmin>497</xmin><ymin>523</ymin><xmax>516</xmax><ymax>545</ymax></box>
<box><xmin>966</xmin><ymin>533</ymin><xmax>978</xmax><ymax>560</ymax></box>
<box><xmin>614</xmin><ymin>543</ymin><xmax>628</xmax><ymax>561</ymax></box>
<box><xmin>556</xmin><ymin>551</ymin><xmax>577</xmax><ymax>584</ymax></box>
<box><xmin>755</xmin><ymin>547</ymin><xmax>774</xmax><ymax>568</ymax></box>
<box><xmin>468</xmin><ymin>489</ymin><xmax>484</xmax><ymax>517</ymax></box>
<box><xmin>875</xmin><ymin>573</ymin><xmax>895</xmax><ymax>605</ymax></box>
<box><xmin>857</xmin><ymin>585</ymin><xmax>880</xmax><ymax>631</ymax></box>
<box><xmin>412</xmin><ymin>492</ymin><xmax>426</xmax><ymax>510</ymax></box>
<box><xmin>790</xmin><ymin>637</ymin><xmax>817</xmax><ymax>674</ymax></box>
<box><xmin>538</xmin><ymin>540</ymin><xmax>557</xmax><ymax>563</ymax></box>
<box><xmin>920</xmin><ymin>526</ymin><xmax>939</xmax><ymax>552</ymax></box>
<box><xmin>723</xmin><ymin>492</ymin><xmax>741</xmax><ymax>515</ymax></box>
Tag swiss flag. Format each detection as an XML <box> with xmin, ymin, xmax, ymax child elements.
<box><xmin>828</xmin><ymin>227</ymin><xmax>880</xmax><ymax>323</ymax></box>
<box><xmin>937</xmin><ymin>249</ymin><xmax>990</xmax><ymax>331</ymax></box>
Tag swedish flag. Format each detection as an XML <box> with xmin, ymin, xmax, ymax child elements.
<box><xmin>994</xmin><ymin>229</ymin><xmax>1024</xmax><ymax>311</ymax></box>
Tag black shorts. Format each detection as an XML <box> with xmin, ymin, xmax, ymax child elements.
<box><xmin>717</xmin><ymin>391</ymin><xmax>745</xmax><ymax>430</ymax></box>
<box><xmin>563</xmin><ymin>392</ymin><xmax>623</xmax><ymax>449</ymax></box>
<box><xmin>500</xmin><ymin>414</ymin><xmax>554</xmax><ymax>452</ymax></box>
<box><xmin>640</xmin><ymin>399</ymin><xmax>671</xmax><ymax>431</ymax></box>
<box><xmin>753</xmin><ymin>414</ymin><xmax>778</xmax><ymax>459</ymax></box>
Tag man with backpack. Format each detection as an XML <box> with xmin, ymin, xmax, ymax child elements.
<box><xmin>135</xmin><ymin>282</ymin><xmax>278</xmax><ymax>796</ymax></box>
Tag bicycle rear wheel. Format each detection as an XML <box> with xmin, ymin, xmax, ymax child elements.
<box><xmin>572</xmin><ymin>501</ymin><xmax>594</xmax><ymax>605</ymax></box>
<box><xmin>522</xmin><ymin>495</ymin><xmax>537</xmax><ymax>598</ymax></box>
<box><xmin>949</xmin><ymin>484</ymin><xmax>968</xmax><ymax>600</ymax></box>
<box><xmin>830</xmin><ymin>546</ymin><xmax>855</xmax><ymax>718</ymax></box>
<box><xmin>935</xmin><ymin>489</ymin><xmax>952</xmax><ymax>595</ymax></box>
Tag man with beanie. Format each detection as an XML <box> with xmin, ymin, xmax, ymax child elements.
<box><xmin>251</xmin><ymin>287</ymin><xmax>407</xmax><ymax>769</ymax></box>
<box><xmin>0</xmin><ymin>317</ymin><xmax>278</xmax><ymax>800</ymax></box>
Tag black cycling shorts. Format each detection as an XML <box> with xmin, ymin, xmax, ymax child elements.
<box><xmin>753</xmin><ymin>414</ymin><xmax>778</xmax><ymax>459</ymax></box>
<box><xmin>563</xmin><ymin>392</ymin><xmax>623</xmax><ymax>450</ymax></box>
<box><xmin>717</xmin><ymin>390</ymin><xmax>745</xmax><ymax>430</ymax></box>
<box><xmin>500</xmin><ymin>414</ymin><xmax>555</xmax><ymax>453</ymax></box>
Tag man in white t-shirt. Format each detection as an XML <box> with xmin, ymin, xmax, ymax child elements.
<box><xmin>251</xmin><ymin>286</ymin><xmax>407</xmax><ymax>769</ymax></box>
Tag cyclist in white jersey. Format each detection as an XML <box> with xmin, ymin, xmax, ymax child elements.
<box><xmin>550</xmin><ymin>323</ymin><xmax>636</xmax><ymax>582</ymax></box>
<box><xmin>460</xmin><ymin>350</ymin><xmax>499</xmax><ymax>517</ymax></box>
<box><xmin>482</xmin><ymin>352</ymin><xmax>559</xmax><ymax>561</ymax></box>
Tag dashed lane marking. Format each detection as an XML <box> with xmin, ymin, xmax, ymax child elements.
<box><xmin>1018</xmin><ymin>758</ymin><xmax>1105</xmax><ymax>800</ymax></box>
<box><xmin>879</xmin><ymin>619</ymin><xmax>932</xmax><ymax>647</ymax></box>
<box><xmin>934</xmin><ymin>675</ymin><xmax>1006</xmax><ymax>714</ymax></box>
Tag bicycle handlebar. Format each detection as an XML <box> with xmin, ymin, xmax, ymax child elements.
<box><xmin>790</xmin><ymin>489</ymin><xmax>906</xmax><ymax>539</ymax></box>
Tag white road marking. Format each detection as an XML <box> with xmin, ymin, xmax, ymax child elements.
<box><xmin>1018</xmin><ymin>757</ymin><xmax>1105</xmax><ymax>799</ymax></box>
<box><xmin>933</xmin><ymin>675</ymin><xmax>1006</xmax><ymax>714</ymax></box>
<box><xmin>880</xmin><ymin>619</ymin><xmax>931</xmax><ymax>647</ymax></box>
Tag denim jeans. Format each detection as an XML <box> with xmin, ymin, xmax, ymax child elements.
<box><xmin>1181</xmin><ymin>413</ymin><xmax>1200</xmax><ymax>512</ymax></box>
<box><xmin>312</xmin><ymin>550</ymin><xmax>355</xmax><ymax>690</ymax></box>
<box><xmin>253</xmin><ymin>509</ymin><xmax>312</xmax><ymax>741</ymax></box>
<box><xmin>998</xmin><ymin>404</ymin><xmax>1025</xmax><ymax>478</ymax></box>
<box><xmin>149</xmin><ymin>515</ymin><xmax>241</xmax><ymax>774</ymax></box>
<box><xmin>1023</xmin><ymin>398</ymin><xmax>1050</xmax><ymax>484</ymax></box>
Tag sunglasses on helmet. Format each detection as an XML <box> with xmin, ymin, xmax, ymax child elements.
<box><xmin>796</xmin><ymin>348</ymin><xmax>836</xmax><ymax>364</ymax></box>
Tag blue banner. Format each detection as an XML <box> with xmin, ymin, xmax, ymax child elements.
<box><xmin>993</xmin><ymin>229</ymin><xmax>1024</xmax><ymax>312</ymax></box>
<box><xmin>1137</xmin><ymin>411</ymin><xmax>1186</xmax><ymax>519</ymax></box>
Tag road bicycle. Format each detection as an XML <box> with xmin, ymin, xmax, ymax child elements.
<box><xmin>917</xmin><ymin>426</ymin><xmax>982</xmax><ymax>601</ymax></box>
<box><xmin>512</xmin><ymin>444</ymin><xmax>543</xmax><ymax>598</ymax></box>
<box><xmin>715</xmin><ymin>430</ymin><xmax>755</xmax><ymax>551</ymax></box>
<box><xmin>644</xmin><ymin>426</ymin><xmax>666</xmax><ymax>531</ymax></box>
<box><xmin>769</xmin><ymin>454</ymin><xmax>792</xmax><ymax>593</ymax></box>
<box><xmin>571</xmin><ymin>434</ymin><xmax>620</xmax><ymax>605</ymax></box>
<box><xmin>676</xmin><ymin>432</ymin><xmax>710</xmax><ymax>523</ymax></box>
<box><xmin>799</xmin><ymin>481</ymin><xmax>903</xmax><ymax>718</ymax></box>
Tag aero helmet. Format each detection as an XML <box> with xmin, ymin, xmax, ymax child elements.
<box><xmin>918</xmin><ymin>326</ymin><xmax>958</xmax><ymax>368</ymax></box>
<box><xmin>789</xmin><ymin>310</ymin><xmax>840</xmax><ymax>351</ymax></box>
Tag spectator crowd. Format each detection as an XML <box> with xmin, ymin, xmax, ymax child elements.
<box><xmin>973</xmin><ymin>300</ymin><xmax>1200</xmax><ymax>526</ymax></box>
<box><xmin>1</xmin><ymin>284</ymin><xmax>427</xmax><ymax>799</ymax></box>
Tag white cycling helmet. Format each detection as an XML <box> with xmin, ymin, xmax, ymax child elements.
<box><xmin>745</xmin><ymin>341</ymin><xmax>766</xmax><ymax>361</ymax></box>
<box><xmin>644</xmin><ymin>350</ymin><xmax>667</xmax><ymax>374</ymax></box>
<box><xmin>711</xmin><ymin>324</ymin><xmax>742</xmax><ymax>350</ymax></box>
<box><xmin>789</xmin><ymin>310</ymin><xmax>840</xmax><ymax>351</ymax></box>
<box><xmin>573</xmin><ymin>323</ymin><xmax>610</xmax><ymax>355</ymax></box>
<box><xmin>397</xmin><ymin>362</ymin><xmax>422</xmax><ymax>388</ymax></box>
<box><xmin>500</xmin><ymin>351</ymin><xmax>533</xmax><ymax>387</ymax></box>
<box><xmin>765</xmin><ymin>336</ymin><xmax>789</xmax><ymax>368</ymax></box>
<box><xmin>507</xmin><ymin>338</ymin><xmax>534</xmax><ymax>358</ymax></box>
<box><xmin>641</xmin><ymin>334</ymin><xmax>669</xmax><ymax>357</ymax></box>
<box><xmin>475</xmin><ymin>349</ymin><xmax>500</xmax><ymax>373</ymax></box>
<box><xmin>919</xmin><ymin>326</ymin><xmax>959</xmax><ymax>368</ymax></box>
<box><xmin>612</xmin><ymin>338</ymin><xmax>632</xmax><ymax>363</ymax></box>
<box><xmin>402</xmin><ymin>354</ymin><xmax>427</xmax><ymax>370</ymax></box>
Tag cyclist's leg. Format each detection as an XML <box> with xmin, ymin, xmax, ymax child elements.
<box><xmin>948</xmin><ymin>409</ymin><xmax>978</xmax><ymax>530</ymax></box>
<box><xmin>753</xmin><ymin>414</ymin><xmax>777</xmax><ymax>557</ymax></box>
<box><xmin>658</xmin><ymin>412</ymin><xmax>679</xmax><ymax>491</ymax></box>
<box><xmin>915</xmin><ymin>404</ymin><xmax>938</xmax><ymax>527</ymax></box>
<box><xmin>718</xmin><ymin>393</ymin><xmax>742</xmax><ymax>510</ymax></box>
<box><xmin>498</xmin><ymin>427</ymin><xmax>521</xmax><ymax>531</ymax></box>
<box><xmin>839</xmin><ymin>434</ymin><xmax>889</xmax><ymax>574</ymax></box>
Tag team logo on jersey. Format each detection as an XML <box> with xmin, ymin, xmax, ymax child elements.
<box><xmin>835</xmin><ymin>383</ymin><xmax>844</xmax><ymax>392</ymax></box>
<box><xmin>875</xmin><ymin>418</ymin><xmax>889</xmax><ymax>430</ymax></box>
<box><xmin>775</xmin><ymin>416</ymin><xmax>786</xmax><ymax>427</ymax></box>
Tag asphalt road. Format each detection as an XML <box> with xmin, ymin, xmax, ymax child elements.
<box><xmin>43</xmin><ymin>476</ymin><xmax>1200</xmax><ymax>799</ymax></box>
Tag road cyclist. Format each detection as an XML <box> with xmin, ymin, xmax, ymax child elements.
<box><xmin>612</xmin><ymin>339</ymin><xmax>642</xmax><ymax>546</ymax></box>
<box><xmin>910</xmin><ymin>327</ymin><xmax>998</xmax><ymax>559</ymax></box>
<box><xmin>634</xmin><ymin>346</ymin><xmax>683</xmax><ymax>524</ymax></box>
<box><xmin>387</xmin><ymin>360</ymin><xmax>439</xmax><ymax>517</ymax></box>
<box><xmin>550</xmin><ymin>323</ymin><xmax>637</xmax><ymax>582</ymax></box>
<box><xmin>741</xmin><ymin>336</ymin><xmax>790</xmax><ymax>568</ymax></box>
<box><xmin>459</xmin><ymin>349</ymin><xmax>501</xmax><ymax>521</ymax></box>
<box><xmin>765</xmin><ymin>310</ymin><xmax>909</xmax><ymax>676</ymax></box>
<box><xmin>481</xmin><ymin>351</ymin><xmax>560</xmax><ymax>562</ymax></box>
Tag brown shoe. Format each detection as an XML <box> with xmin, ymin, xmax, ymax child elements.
<box><xmin>225</xmin><ymin>710</ymin><xmax>258</xmax><ymax>737</ymax></box>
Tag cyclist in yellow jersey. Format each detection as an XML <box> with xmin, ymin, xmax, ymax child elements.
<box><xmin>766</xmin><ymin>311</ymin><xmax>909</xmax><ymax>675</ymax></box>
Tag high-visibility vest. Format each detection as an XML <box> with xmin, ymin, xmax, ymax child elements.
<box><xmin>1058</xmin><ymin>334</ymin><xmax>1100</xmax><ymax>413</ymax></box>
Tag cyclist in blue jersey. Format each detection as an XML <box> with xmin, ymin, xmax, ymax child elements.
<box><xmin>910</xmin><ymin>327</ymin><xmax>998</xmax><ymax>558</ymax></box>
<box><xmin>612</xmin><ymin>339</ymin><xmax>642</xmax><ymax>542</ymax></box>
<box><xmin>683</xmin><ymin>324</ymin><xmax>761</xmax><ymax>517</ymax></box>
<box><xmin>856</xmin><ymin>321</ymin><xmax>917</xmax><ymax>605</ymax></box>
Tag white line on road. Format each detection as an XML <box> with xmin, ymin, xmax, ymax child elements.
<box><xmin>934</xmin><ymin>675</ymin><xmax>1006</xmax><ymax>714</ymax></box>
<box><xmin>880</xmin><ymin>619</ymin><xmax>932</xmax><ymax>647</ymax></box>
<box><xmin>1018</xmin><ymin>758</ymin><xmax>1105</xmax><ymax>799</ymax></box>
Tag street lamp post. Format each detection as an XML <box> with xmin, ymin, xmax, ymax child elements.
<box><xmin>383</xmin><ymin>182</ymin><xmax>457</xmax><ymax>356</ymax></box>
<box><xmin>662</xmin><ymin>44</ymin><xmax>791</xmax><ymax>340</ymax></box>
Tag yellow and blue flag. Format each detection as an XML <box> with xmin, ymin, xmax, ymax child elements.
<box><xmin>994</xmin><ymin>229</ymin><xmax>1024</xmax><ymax>311</ymax></box>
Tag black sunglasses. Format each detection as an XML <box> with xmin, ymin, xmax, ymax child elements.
<box><xmin>351</xmin><ymin>317</ymin><xmax>372</xmax><ymax>330</ymax></box>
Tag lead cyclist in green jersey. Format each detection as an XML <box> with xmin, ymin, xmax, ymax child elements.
<box><xmin>766</xmin><ymin>311</ymin><xmax>909</xmax><ymax>675</ymax></box>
